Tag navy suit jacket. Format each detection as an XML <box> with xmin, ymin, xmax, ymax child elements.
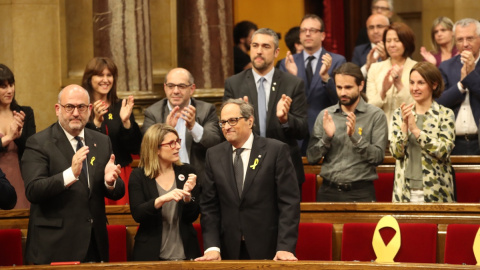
<box><xmin>224</xmin><ymin>68</ymin><xmax>308</xmax><ymax>186</ymax></box>
<box><xmin>21</xmin><ymin>122</ymin><xmax>125</xmax><ymax>264</ymax></box>
<box><xmin>352</xmin><ymin>43</ymin><xmax>372</xmax><ymax>68</ymax></box>
<box><xmin>437</xmin><ymin>54</ymin><xmax>480</xmax><ymax>126</ymax></box>
<box><xmin>200</xmin><ymin>135</ymin><xmax>300</xmax><ymax>259</ymax></box>
<box><xmin>279</xmin><ymin>49</ymin><xmax>346</xmax><ymax>131</ymax></box>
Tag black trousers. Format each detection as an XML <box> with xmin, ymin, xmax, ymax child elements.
<box><xmin>316</xmin><ymin>180</ymin><xmax>376</xmax><ymax>202</ymax></box>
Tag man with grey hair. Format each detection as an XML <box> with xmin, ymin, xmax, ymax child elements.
<box><xmin>224</xmin><ymin>28</ymin><xmax>308</xmax><ymax>192</ymax></box>
<box><xmin>437</xmin><ymin>18</ymin><xmax>480</xmax><ymax>155</ymax></box>
<box><xmin>21</xmin><ymin>84</ymin><xmax>125</xmax><ymax>264</ymax></box>
<box><xmin>196</xmin><ymin>99</ymin><xmax>300</xmax><ymax>261</ymax></box>
<box><xmin>143</xmin><ymin>67</ymin><xmax>223</xmax><ymax>180</ymax></box>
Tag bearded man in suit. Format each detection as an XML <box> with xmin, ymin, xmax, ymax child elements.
<box><xmin>223</xmin><ymin>27</ymin><xmax>308</xmax><ymax>191</ymax></box>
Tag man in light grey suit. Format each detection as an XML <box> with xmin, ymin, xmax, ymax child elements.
<box><xmin>142</xmin><ymin>68</ymin><xmax>223</xmax><ymax>180</ymax></box>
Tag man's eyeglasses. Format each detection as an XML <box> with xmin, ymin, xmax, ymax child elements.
<box><xmin>219</xmin><ymin>117</ymin><xmax>247</xmax><ymax>128</ymax></box>
<box><xmin>367</xmin><ymin>24</ymin><xmax>388</xmax><ymax>31</ymax></box>
<box><xmin>59</xmin><ymin>104</ymin><xmax>89</xmax><ymax>113</ymax></box>
<box><xmin>456</xmin><ymin>36</ymin><xmax>479</xmax><ymax>44</ymax></box>
<box><xmin>372</xmin><ymin>5</ymin><xmax>390</xmax><ymax>11</ymax></box>
<box><xmin>165</xmin><ymin>83</ymin><xmax>192</xmax><ymax>91</ymax></box>
<box><xmin>159</xmin><ymin>138</ymin><xmax>182</xmax><ymax>149</ymax></box>
<box><xmin>300</xmin><ymin>28</ymin><xmax>323</xmax><ymax>34</ymax></box>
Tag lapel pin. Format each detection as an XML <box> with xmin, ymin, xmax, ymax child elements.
<box><xmin>272</xmin><ymin>87</ymin><xmax>275</xmax><ymax>91</ymax></box>
<box><xmin>90</xmin><ymin>157</ymin><xmax>96</xmax><ymax>166</ymax></box>
<box><xmin>250</xmin><ymin>158</ymin><xmax>259</xmax><ymax>170</ymax></box>
<box><xmin>178</xmin><ymin>174</ymin><xmax>185</xmax><ymax>181</ymax></box>
<box><xmin>258</xmin><ymin>155</ymin><xmax>262</xmax><ymax>158</ymax></box>
<box><xmin>273</xmin><ymin>82</ymin><xmax>276</xmax><ymax>85</ymax></box>
<box><xmin>358</xmin><ymin>127</ymin><xmax>363</xmax><ymax>135</ymax></box>
<box><xmin>108</xmin><ymin>113</ymin><xmax>113</xmax><ymax>120</ymax></box>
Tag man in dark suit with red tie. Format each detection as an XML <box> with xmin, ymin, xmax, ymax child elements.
<box><xmin>224</xmin><ymin>27</ymin><xmax>308</xmax><ymax>192</ymax></box>
<box><xmin>195</xmin><ymin>99</ymin><xmax>300</xmax><ymax>261</ymax></box>
<box><xmin>21</xmin><ymin>85</ymin><xmax>125</xmax><ymax>264</ymax></box>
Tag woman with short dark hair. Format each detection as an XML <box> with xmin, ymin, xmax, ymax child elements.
<box><xmin>390</xmin><ymin>62</ymin><xmax>455</xmax><ymax>203</ymax></box>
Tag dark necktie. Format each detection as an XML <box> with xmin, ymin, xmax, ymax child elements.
<box><xmin>75</xmin><ymin>136</ymin><xmax>88</xmax><ymax>187</ymax></box>
<box><xmin>234</xmin><ymin>148</ymin><xmax>245</xmax><ymax>197</ymax></box>
<box><xmin>306</xmin><ymin>56</ymin><xmax>315</xmax><ymax>88</ymax></box>
<box><xmin>257</xmin><ymin>77</ymin><xmax>267</xmax><ymax>137</ymax></box>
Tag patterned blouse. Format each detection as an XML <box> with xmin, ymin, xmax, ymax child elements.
<box><xmin>390</xmin><ymin>101</ymin><xmax>455</xmax><ymax>202</ymax></box>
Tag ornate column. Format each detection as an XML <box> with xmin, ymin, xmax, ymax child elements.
<box><xmin>92</xmin><ymin>0</ymin><xmax>152</xmax><ymax>93</ymax></box>
<box><xmin>177</xmin><ymin>0</ymin><xmax>233</xmax><ymax>92</ymax></box>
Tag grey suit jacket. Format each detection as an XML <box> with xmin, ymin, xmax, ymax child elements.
<box><xmin>224</xmin><ymin>68</ymin><xmax>308</xmax><ymax>186</ymax></box>
<box><xmin>21</xmin><ymin>122</ymin><xmax>125</xmax><ymax>264</ymax></box>
<box><xmin>200</xmin><ymin>135</ymin><xmax>300</xmax><ymax>259</ymax></box>
<box><xmin>142</xmin><ymin>98</ymin><xmax>223</xmax><ymax>182</ymax></box>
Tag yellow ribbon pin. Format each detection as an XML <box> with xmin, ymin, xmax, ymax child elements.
<box><xmin>108</xmin><ymin>113</ymin><xmax>113</xmax><ymax>120</ymax></box>
<box><xmin>90</xmin><ymin>157</ymin><xmax>96</xmax><ymax>166</ymax></box>
<box><xmin>358</xmin><ymin>127</ymin><xmax>363</xmax><ymax>135</ymax></box>
<box><xmin>250</xmin><ymin>158</ymin><xmax>259</xmax><ymax>170</ymax></box>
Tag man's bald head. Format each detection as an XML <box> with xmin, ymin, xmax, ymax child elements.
<box><xmin>366</xmin><ymin>14</ymin><xmax>390</xmax><ymax>44</ymax></box>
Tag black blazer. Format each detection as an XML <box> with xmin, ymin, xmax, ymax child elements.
<box><xmin>0</xmin><ymin>105</ymin><xmax>36</xmax><ymax>162</ymax></box>
<box><xmin>200</xmin><ymin>135</ymin><xmax>300</xmax><ymax>259</ymax></box>
<box><xmin>224</xmin><ymin>68</ymin><xmax>308</xmax><ymax>186</ymax></box>
<box><xmin>129</xmin><ymin>164</ymin><xmax>201</xmax><ymax>260</ymax></box>
<box><xmin>86</xmin><ymin>100</ymin><xmax>142</xmax><ymax>167</ymax></box>
<box><xmin>21</xmin><ymin>122</ymin><xmax>125</xmax><ymax>264</ymax></box>
<box><xmin>0</xmin><ymin>168</ymin><xmax>16</xmax><ymax>210</ymax></box>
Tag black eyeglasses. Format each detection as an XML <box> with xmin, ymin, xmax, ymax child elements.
<box><xmin>219</xmin><ymin>117</ymin><xmax>247</xmax><ymax>128</ymax></box>
<box><xmin>372</xmin><ymin>5</ymin><xmax>390</xmax><ymax>11</ymax></box>
<box><xmin>165</xmin><ymin>83</ymin><xmax>192</xmax><ymax>91</ymax></box>
<box><xmin>300</xmin><ymin>28</ymin><xmax>323</xmax><ymax>34</ymax></box>
<box><xmin>367</xmin><ymin>24</ymin><xmax>388</xmax><ymax>31</ymax></box>
<box><xmin>159</xmin><ymin>138</ymin><xmax>182</xmax><ymax>149</ymax></box>
<box><xmin>59</xmin><ymin>104</ymin><xmax>89</xmax><ymax>113</ymax></box>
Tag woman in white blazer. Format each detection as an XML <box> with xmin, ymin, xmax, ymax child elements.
<box><xmin>367</xmin><ymin>22</ymin><xmax>417</xmax><ymax>136</ymax></box>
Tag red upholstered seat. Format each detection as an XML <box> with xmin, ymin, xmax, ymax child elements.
<box><xmin>193</xmin><ymin>223</ymin><xmax>204</xmax><ymax>255</ymax></box>
<box><xmin>341</xmin><ymin>223</ymin><xmax>437</xmax><ymax>263</ymax></box>
<box><xmin>107</xmin><ymin>225</ymin><xmax>127</xmax><ymax>262</ymax></box>
<box><xmin>296</xmin><ymin>223</ymin><xmax>333</xmax><ymax>260</ymax></box>
<box><xmin>0</xmin><ymin>229</ymin><xmax>23</xmax><ymax>266</ymax></box>
<box><xmin>455</xmin><ymin>173</ymin><xmax>480</xmax><ymax>203</ymax></box>
<box><xmin>302</xmin><ymin>174</ymin><xmax>317</xmax><ymax>202</ymax></box>
<box><xmin>374</xmin><ymin>172</ymin><xmax>394</xmax><ymax>202</ymax></box>
<box><xmin>444</xmin><ymin>224</ymin><xmax>480</xmax><ymax>265</ymax></box>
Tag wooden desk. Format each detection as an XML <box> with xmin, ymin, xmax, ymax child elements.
<box><xmin>3</xmin><ymin>203</ymin><xmax>480</xmax><ymax>263</ymax></box>
<box><xmin>2</xmin><ymin>260</ymin><xmax>480</xmax><ymax>270</ymax></box>
<box><xmin>300</xmin><ymin>203</ymin><xmax>480</xmax><ymax>263</ymax></box>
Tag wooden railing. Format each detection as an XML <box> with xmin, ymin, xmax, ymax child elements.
<box><xmin>3</xmin><ymin>203</ymin><xmax>480</xmax><ymax>263</ymax></box>
<box><xmin>2</xmin><ymin>156</ymin><xmax>479</xmax><ymax>264</ymax></box>
<box><xmin>1</xmin><ymin>260</ymin><xmax>480</xmax><ymax>270</ymax></box>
